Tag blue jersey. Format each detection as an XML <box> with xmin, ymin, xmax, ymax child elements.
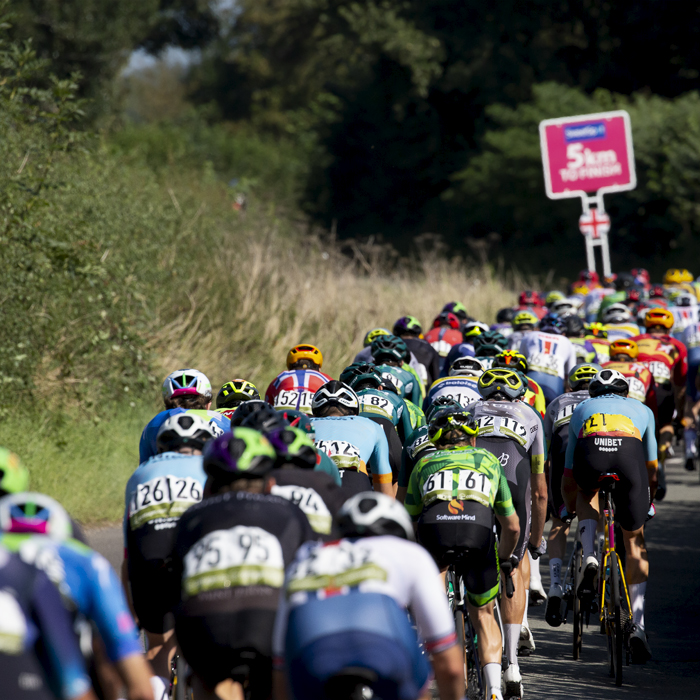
<box><xmin>139</xmin><ymin>408</ymin><xmax>229</xmax><ymax>463</ymax></box>
<box><xmin>0</xmin><ymin>546</ymin><xmax>92</xmax><ymax>700</ymax></box>
<box><xmin>441</xmin><ymin>343</ymin><xmax>476</xmax><ymax>377</ymax></box>
<box><xmin>564</xmin><ymin>394</ymin><xmax>657</xmax><ymax>474</ymax></box>
<box><xmin>312</xmin><ymin>416</ymin><xmax>392</xmax><ymax>487</ymax></box>
<box><xmin>0</xmin><ymin>534</ymin><xmax>140</xmax><ymax>664</ymax></box>
<box><xmin>423</xmin><ymin>376</ymin><xmax>481</xmax><ymax>413</ymax></box>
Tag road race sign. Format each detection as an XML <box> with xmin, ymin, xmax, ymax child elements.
<box><xmin>578</xmin><ymin>209</ymin><xmax>610</xmax><ymax>239</ymax></box>
<box><xmin>539</xmin><ymin>110</ymin><xmax>636</xmax><ymax>200</ymax></box>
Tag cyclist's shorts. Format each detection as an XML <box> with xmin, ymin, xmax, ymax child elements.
<box><xmin>417</xmin><ymin>502</ymin><xmax>499</xmax><ymax>607</ymax></box>
<box><xmin>687</xmin><ymin>362</ymin><xmax>700</xmax><ymax>403</ymax></box>
<box><xmin>548</xmin><ymin>429</ymin><xmax>569</xmax><ymax>517</ymax></box>
<box><xmin>527</xmin><ymin>372</ymin><xmax>564</xmax><ymax>405</ymax></box>
<box><xmin>127</xmin><ymin>558</ymin><xmax>176</xmax><ymax>634</ymax></box>
<box><xmin>572</xmin><ymin>436</ymin><xmax>650</xmax><ymax>531</ymax></box>
<box><xmin>176</xmin><ymin>610</ymin><xmax>275</xmax><ymax>692</ymax></box>
<box><xmin>476</xmin><ymin>436</ymin><xmax>531</xmax><ymax>560</ymax></box>
<box><xmin>338</xmin><ymin>469</ymin><xmax>372</xmax><ymax>497</ymax></box>
<box><xmin>656</xmin><ymin>385</ymin><xmax>675</xmax><ymax>427</ymax></box>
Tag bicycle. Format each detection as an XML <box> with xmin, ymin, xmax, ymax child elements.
<box><xmin>324</xmin><ymin>667</ymin><xmax>381</xmax><ymax>700</ymax></box>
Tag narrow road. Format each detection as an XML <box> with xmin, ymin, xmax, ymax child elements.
<box><xmin>87</xmin><ymin>456</ymin><xmax>700</xmax><ymax>698</ymax></box>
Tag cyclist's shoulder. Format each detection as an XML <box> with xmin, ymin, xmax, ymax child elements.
<box><xmin>130</xmin><ymin>451</ymin><xmax>204</xmax><ymax>481</ymax></box>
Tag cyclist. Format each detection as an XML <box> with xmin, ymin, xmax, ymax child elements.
<box><xmin>563</xmin><ymin>315</ymin><xmax>599</xmax><ymax>364</ymax></box>
<box><xmin>507</xmin><ymin>311</ymin><xmax>538</xmax><ymax>351</ymax></box>
<box><xmin>518</xmin><ymin>313</ymin><xmax>577</xmax><ymax>404</ymax></box>
<box><xmin>491</xmin><ymin>308</ymin><xmax>516</xmax><ymax>338</ymax></box>
<box><xmin>603</xmin><ymin>339</ymin><xmax>658</xmax><ymax>419</ymax></box>
<box><xmin>404</xmin><ymin>406</ymin><xmax>521</xmax><ymax>700</ymax></box>
<box><xmin>670</xmin><ymin>291</ymin><xmax>699</xmax><ymax>340</ymax></box>
<box><xmin>541</xmin><ymin>363</ymin><xmax>601</xmax><ymax>626</ymax></box>
<box><xmin>467</xmin><ymin>369</ymin><xmax>548</xmax><ymax>694</ymax></box>
<box><xmin>442</xmin><ymin>321</ymin><xmax>489</xmax><ymax>376</ymax></box>
<box><xmin>272</xmin><ymin>492</ymin><xmax>463</xmax><ymax>700</ymax></box>
<box><xmin>584</xmin><ymin>322</ymin><xmax>611</xmax><ymax>362</ymax></box>
<box><xmin>423</xmin><ymin>356</ymin><xmax>483</xmax><ymax>414</ymax></box>
<box><xmin>492</xmin><ymin>351</ymin><xmax>546</xmax><ymax>419</ymax></box>
<box><xmin>516</xmin><ymin>290</ymin><xmax>547</xmax><ymax>319</ymax></box>
<box><xmin>0</xmin><ymin>493</ymin><xmax>152</xmax><ymax>700</ymax></box>
<box><xmin>562</xmin><ymin>369</ymin><xmax>658</xmax><ymax>663</ymax></box>
<box><xmin>168</xmin><ymin>429</ymin><xmax>314</xmax><ymax>700</ymax></box>
<box><xmin>139</xmin><ymin>369</ymin><xmax>229</xmax><ymax>463</ymax></box>
<box><xmin>0</xmin><ymin>545</ymin><xmax>97</xmax><ymax>700</ymax></box>
<box><xmin>215</xmin><ymin>379</ymin><xmax>260</xmax><ymax>420</ymax></box>
<box><xmin>681</xmin><ymin>319</ymin><xmax>700</xmax><ymax>470</ymax></box>
<box><xmin>424</xmin><ymin>312</ymin><xmax>463</xmax><ymax>365</ymax></box>
<box><xmin>124</xmin><ymin>413</ymin><xmax>216</xmax><ymax>681</ymax></box>
<box><xmin>370</xmin><ymin>336</ymin><xmax>422</xmax><ymax>406</ymax></box>
<box><xmin>265</xmin><ymin>344</ymin><xmax>333</xmax><ymax>414</ymax></box>
<box><xmin>471</xmin><ymin>330</ymin><xmax>509</xmax><ymax>369</ymax></box>
<box><xmin>442</xmin><ymin>300</ymin><xmax>472</xmax><ymax>328</ymax></box>
<box><xmin>311</xmin><ymin>381</ymin><xmax>394</xmax><ymax>497</ymax></box>
<box><xmin>392</xmin><ymin>315</ymin><xmax>441</xmax><ymax>387</ymax></box>
<box><xmin>353</xmin><ymin>328</ymin><xmax>392</xmax><ymax>363</ymax></box>
<box><xmin>600</xmin><ymin>303</ymin><xmax>641</xmax><ymax>341</ymax></box>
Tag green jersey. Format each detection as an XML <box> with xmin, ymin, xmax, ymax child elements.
<box><xmin>403</xmin><ymin>363</ymin><xmax>426</xmax><ymax>399</ymax></box>
<box><xmin>405</xmin><ymin>445</ymin><xmax>515</xmax><ymax>521</ymax></box>
<box><xmin>357</xmin><ymin>388</ymin><xmax>413</xmax><ymax>443</ymax></box>
<box><xmin>376</xmin><ymin>364</ymin><xmax>422</xmax><ymax>407</ymax></box>
<box><xmin>404</xmin><ymin>400</ymin><xmax>426</xmax><ymax>431</ymax></box>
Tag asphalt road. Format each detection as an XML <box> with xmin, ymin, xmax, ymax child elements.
<box><xmin>87</xmin><ymin>456</ymin><xmax>700</xmax><ymax>699</ymax></box>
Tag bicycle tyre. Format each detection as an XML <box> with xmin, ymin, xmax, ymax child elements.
<box><xmin>464</xmin><ymin>612</ymin><xmax>484</xmax><ymax>700</ymax></box>
<box><xmin>174</xmin><ymin>654</ymin><xmax>188</xmax><ymax>700</ymax></box>
<box><xmin>573</xmin><ymin>542</ymin><xmax>583</xmax><ymax>660</ymax></box>
<box><xmin>454</xmin><ymin>609</ymin><xmax>469</xmax><ymax>696</ymax></box>
<box><xmin>610</xmin><ymin>553</ymin><xmax>623</xmax><ymax>687</ymax></box>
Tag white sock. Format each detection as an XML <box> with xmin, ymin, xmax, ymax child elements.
<box><xmin>528</xmin><ymin>550</ymin><xmax>542</xmax><ymax>588</ymax></box>
<box><xmin>150</xmin><ymin>676</ymin><xmax>169</xmax><ymax>700</ymax></box>
<box><xmin>504</xmin><ymin>624</ymin><xmax>520</xmax><ymax>667</ymax></box>
<box><xmin>579</xmin><ymin>519</ymin><xmax>598</xmax><ymax>559</ymax></box>
<box><xmin>483</xmin><ymin>662</ymin><xmax>503</xmax><ymax>699</ymax></box>
<box><xmin>550</xmin><ymin>557</ymin><xmax>563</xmax><ymax>586</ymax></box>
<box><xmin>522</xmin><ymin>595</ymin><xmax>529</xmax><ymax>628</ymax></box>
<box><xmin>629</xmin><ymin>582</ymin><xmax>647</xmax><ymax>628</ymax></box>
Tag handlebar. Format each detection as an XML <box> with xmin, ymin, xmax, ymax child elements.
<box><xmin>499</xmin><ymin>555</ymin><xmax>519</xmax><ymax>599</ymax></box>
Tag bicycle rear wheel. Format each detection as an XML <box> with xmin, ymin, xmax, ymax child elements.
<box><xmin>610</xmin><ymin>553</ymin><xmax>623</xmax><ymax>686</ymax></box>
<box><xmin>573</xmin><ymin>542</ymin><xmax>583</xmax><ymax>660</ymax></box>
<box><xmin>463</xmin><ymin>611</ymin><xmax>484</xmax><ymax>700</ymax></box>
<box><xmin>454</xmin><ymin>609</ymin><xmax>470</xmax><ymax>697</ymax></box>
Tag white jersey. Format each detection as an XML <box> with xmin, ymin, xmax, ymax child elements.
<box><xmin>272</xmin><ymin>536</ymin><xmax>456</xmax><ymax>658</ymax></box>
<box><xmin>519</xmin><ymin>331</ymin><xmax>577</xmax><ymax>381</ymax></box>
<box><xmin>507</xmin><ymin>329</ymin><xmax>533</xmax><ymax>350</ymax></box>
<box><xmin>671</xmin><ymin>305</ymin><xmax>699</xmax><ymax>340</ymax></box>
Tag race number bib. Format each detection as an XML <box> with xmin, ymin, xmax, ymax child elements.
<box><xmin>129</xmin><ymin>476</ymin><xmax>202</xmax><ymax>530</ymax></box>
<box><xmin>432</xmin><ymin>389</ymin><xmax>479</xmax><ymax>408</ymax></box>
<box><xmin>183</xmin><ymin>526</ymin><xmax>284</xmax><ymax>597</ymax></box>
<box><xmin>314</xmin><ymin>440</ymin><xmax>363</xmax><ymax>472</ymax></box>
<box><xmin>528</xmin><ymin>351</ymin><xmax>560</xmax><ymax>377</ymax></box>
<box><xmin>380</xmin><ymin>371</ymin><xmax>404</xmax><ymax>394</ymax></box>
<box><xmin>358</xmin><ymin>394</ymin><xmax>393</xmax><ymax>420</ymax></box>
<box><xmin>645</xmin><ymin>360</ymin><xmax>671</xmax><ymax>384</ymax></box>
<box><xmin>553</xmin><ymin>403</ymin><xmax>576</xmax><ymax>429</ymax></box>
<box><xmin>422</xmin><ymin>468</ymin><xmax>491</xmax><ymax>508</ymax></box>
<box><xmin>274</xmin><ymin>390</ymin><xmax>313</xmax><ymax>413</ymax></box>
<box><xmin>475</xmin><ymin>415</ymin><xmax>529</xmax><ymax>445</ymax></box>
<box><xmin>626</xmin><ymin>377</ymin><xmax>647</xmax><ymax>403</ymax></box>
<box><xmin>408</xmin><ymin>433</ymin><xmax>431</xmax><ymax>460</ymax></box>
<box><xmin>270</xmin><ymin>484</ymin><xmax>332</xmax><ymax>534</ymax></box>
<box><xmin>0</xmin><ymin>591</ymin><xmax>27</xmax><ymax>655</ymax></box>
<box><xmin>430</xmin><ymin>340</ymin><xmax>453</xmax><ymax>357</ymax></box>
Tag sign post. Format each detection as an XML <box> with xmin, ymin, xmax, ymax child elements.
<box><xmin>539</xmin><ymin>111</ymin><xmax>636</xmax><ymax>277</ymax></box>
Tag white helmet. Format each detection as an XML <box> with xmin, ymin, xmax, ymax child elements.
<box><xmin>449</xmin><ymin>356</ymin><xmax>484</xmax><ymax>378</ymax></box>
<box><xmin>589</xmin><ymin>369</ymin><xmax>630</xmax><ymax>398</ymax></box>
<box><xmin>463</xmin><ymin>321</ymin><xmax>490</xmax><ymax>338</ymax></box>
<box><xmin>311</xmin><ymin>381</ymin><xmax>359</xmax><ymax>416</ymax></box>
<box><xmin>0</xmin><ymin>492</ymin><xmax>73</xmax><ymax>540</ymax></box>
<box><xmin>335</xmin><ymin>492</ymin><xmax>415</xmax><ymax>541</ymax></box>
<box><xmin>601</xmin><ymin>303</ymin><xmax>632</xmax><ymax>324</ymax></box>
<box><xmin>162</xmin><ymin>369</ymin><xmax>213</xmax><ymax>403</ymax></box>
<box><xmin>674</xmin><ymin>292</ymin><xmax>696</xmax><ymax>308</ymax></box>
<box><xmin>550</xmin><ymin>299</ymin><xmax>575</xmax><ymax>316</ymax></box>
<box><xmin>156</xmin><ymin>413</ymin><xmax>217</xmax><ymax>453</ymax></box>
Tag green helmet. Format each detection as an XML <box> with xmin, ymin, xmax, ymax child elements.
<box><xmin>0</xmin><ymin>448</ymin><xmax>29</xmax><ymax>497</ymax></box>
<box><xmin>203</xmin><ymin>428</ymin><xmax>277</xmax><ymax>484</ymax></box>
<box><xmin>426</xmin><ymin>396</ymin><xmax>463</xmax><ymax>422</ymax></box>
<box><xmin>477</xmin><ymin>368</ymin><xmax>527</xmax><ymax>401</ymax></box>
<box><xmin>339</xmin><ymin>362</ymin><xmax>383</xmax><ymax>391</ymax></box>
<box><xmin>363</xmin><ymin>328</ymin><xmax>392</xmax><ymax>347</ymax></box>
<box><xmin>472</xmin><ymin>330</ymin><xmax>508</xmax><ymax>358</ymax></box>
<box><xmin>371</xmin><ymin>335</ymin><xmax>409</xmax><ymax>364</ymax></box>
<box><xmin>266</xmin><ymin>426</ymin><xmax>318</xmax><ymax>469</ymax></box>
<box><xmin>428</xmin><ymin>406</ymin><xmax>479</xmax><ymax>444</ymax></box>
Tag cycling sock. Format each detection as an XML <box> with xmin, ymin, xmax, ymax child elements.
<box><xmin>629</xmin><ymin>581</ymin><xmax>646</xmax><ymax>628</ymax></box>
<box><xmin>579</xmin><ymin>519</ymin><xmax>598</xmax><ymax>559</ymax></box>
<box><xmin>483</xmin><ymin>662</ymin><xmax>503</xmax><ymax>699</ymax></box>
<box><xmin>522</xmin><ymin>596</ymin><xmax>529</xmax><ymax>628</ymax></box>
<box><xmin>528</xmin><ymin>550</ymin><xmax>542</xmax><ymax>588</ymax></box>
<box><xmin>549</xmin><ymin>557</ymin><xmax>562</xmax><ymax>586</ymax></box>
<box><xmin>505</xmin><ymin>624</ymin><xmax>520</xmax><ymax>667</ymax></box>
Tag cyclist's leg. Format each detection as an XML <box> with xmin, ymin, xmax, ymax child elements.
<box><xmin>190</xmin><ymin>675</ymin><xmax>242</xmax><ymax>700</ymax></box>
<box><xmin>144</xmin><ymin>630</ymin><xmax>177</xmax><ymax>679</ymax></box>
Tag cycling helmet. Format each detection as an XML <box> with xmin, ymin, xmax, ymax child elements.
<box><xmin>380</xmin><ymin>377</ymin><xmax>399</xmax><ymax>394</ymax></box>
<box><xmin>203</xmin><ymin>429</ymin><xmax>277</xmax><ymax>483</ymax></box>
<box><xmin>545</xmin><ymin>291</ymin><xmax>566</xmax><ymax>307</ymax></box>
<box><xmin>614</xmin><ymin>273</ymin><xmax>636</xmax><ymax>292</ymax></box>
<box><xmin>681</xmin><ymin>269</ymin><xmax>694</xmax><ymax>282</ymax></box>
<box><xmin>442</xmin><ymin>302</ymin><xmax>470</xmax><ymax>323</ymax></box>
<box><xmin>539</xmin><ymin>313</ymin><xmax>565</xmax><ymax>335</ymax></box>
<box><xmin>644</xmin><ymin>307</ymin><xmax>674</xmax><ymax>330</ymax></box>
<box><xmin>601</xmin><ymin>303</ymin><xmax>632</xmax><ymax>324</ymax></box>
<box><xmin>216</xmin><ymin>379</ymin><xmax>260</xmax><ymax>409</ymax></box>
<box><xmin>496</xmin><ymin>308</ymin><xmax>516</xmax><ymax>324</ymax></box>
<box><xmin>663</xmin><ymin>268</ymin><xmax>684</xmax><ymax>285</ymax></box>
<box><xmin>589</xmin><ymin>369</ymin><xmax>629</xmax><ymax>397</ymax></box>
<box><xmin>448</xmin><ymin>356</ymin><xmax>484</xmax><ymax>378</ymax></box>
<box><xmin>477</xmin><ymin>368</ymin><xmax>527</xmax><ymax>401</ymax></box>
<box><xmin>287</xmin><ymin>344</ymin><xmax>323</xmax><ymax>370</ymax></box>
<box><xmin>568</xmin><ymin>363</ymin><xmax>603</xmax><ymax>391</ymax></box>
<box><xmin>603</xmin><ymin>273</ymin><xmax>617</xmax><ymax>286</ymax></box>
<box><xmin>363</xmin><ymin>328</ymin><xmax>391</xmax><ymax>347</ymax></box>
<box><xmin>584</xmin><ymin>322</ymin><xmax>608</xmax><ymax>339</ymax></box>
<box><xmin>493</xmin><ymin>350</ymin><xmax>528</xmax><ymax>374</ymax></box>
<box><xmin>230</xmin><ymin>399</ymin><xmax>268</xmax><ymax>427</ymax></box>
<box><xmin>512</xmin><ymin>311</ymin><xmax>538</xmax><ymax>329</ymax></box>
<box><xmin>426</xmin><ymin>396</ymin><xmax>463</xmax><ymax>422</ymax></box>
<box><xmin>0</xmin><ymin>449</ymin><xmax>29</xmax><ymax>497</ymax></box>
<box><xmin>156</xmin><ymin>413</ymin><xmax>217</xmax><ymax>454</ymax></box>
<box><xmin>550</xmin><ymin>299</ymin><xmax>576</xmax><ymax>317</ymax></box>
<box><xmin>519</xmin><ymin>290</ymin><xmax>543</xmax><ymax>307</ymax></box>
<box><xmin>339</xmin><ymin>362</ymin><xmax>383</xmax><ymax>391</ymax></box>
<box><xmin>432</xmin><ymin>312</ymin><xmax>460</xmax><ymax>330</ymax></box>
<box><xmin>472</xmin><ymin>330</ymin><xmax>508</xmax><ymax>357</ymax></box>
<box><xmin>392</xmin><ymin>316</ymin><xmax>423</xmax><ymax>336</ymax></box>
<box><xmin>265</xmin><ymin>426</ymin><xmax>317</xmax><ymax>469</ymax></box>
<box><xmin>276</xmin><ymin>409</ymin><xmax>315</xmax><ymax>437</ymax></box>
<box><xmin>428</xmin><ymin>405</ymin><xmax>479</xmax><ymax>444</ymax></box>
<box><xmin>579</xmin><ymin>270</ymin><xmax>600</xmax><ymax>285</ymax></box>
<box><xmin>674</xmin><ymin>292</ymin><xmax>695</xmax><ymax>308</ymax></box>
<box><xmin>463</xmin><ymin>321</ymin><xmax>490</xmax><ymax>338</ymax></box>
<box><xmin>563</xmin><ymin>315</ymin><xmax>585</xmax><ymax>337</ymax></box>
<box><xmin>370</xmin><ymin>336</ymin><xmax>408</xmax><ymax>365</ymax></box>
<box><xmin>609</xmin><ymin>339</ymin><xmax>639</xmax><ymax>360</ymax></box>
<box><xmin>649</xmin><ymin>284</ymin><xmax>666</xmax><ymax>299</ymax></box>
<box><xmin>336</xmin><ymin>492</ymin><xmax>415</xmax><ymax>541</ymax></box>
<box><xmin>162</xmin><ymin>369</ymin><xmax>213</xmax><ymax>402</ymax></box>
<box><xmin>0</xmin><ymin>492</ymin><xmax>72</xmax><ymax>540</ymax></box>
<box><xmin>632</xmin><ymin>268</ymin><xmax>650</xmax><ymax>285</ymax></box>
<box><xmin>312</xmin><ymin>381</ymin><xmax>360</xmax><ymax>416</ymax></box>
<box><xmin>240</xmin><ymin>405</ymin><xmax>289</xmax><ymax>434</ymax></box>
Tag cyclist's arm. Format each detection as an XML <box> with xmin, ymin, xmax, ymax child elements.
<box><xmin>642</xmin><ymin>406</ymin><xmax>659</xmax><ymax>500</ymax></box>
<box><xmin>403</xmin><ymin>463</ymin><xmax>424</xmax><ymax>519</ymax></box>
<box><xmin>495</xmin><ymin>472</ymin><xmax>519</xmax><ymax>558</ymax></box>
<box><xmin>369</xmin><ymin>424</ymin><xmax>394</xmax><ymax>497</ymax></box>
<box><xmin>396</xmin><ymin>398</ymin><xmax>413</xmax><ymax>444</ymax></box>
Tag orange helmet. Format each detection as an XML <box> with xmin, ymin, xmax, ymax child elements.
<box><xmin>287</xmin><ymin>344</ymin><xmax>323</xmax><ymax>369</ymax></box>
<box><xmin>644</xmin><ymin>308</ymin><xmax>674</xmax><ymax>330</ymax></box>
<box><xmin>609</xmin><ymin>339</ymin><xmax>639</xmax><ymax>360</ymax></box>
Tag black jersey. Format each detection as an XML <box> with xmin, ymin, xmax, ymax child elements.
<box><xmin>404</xmin><ymin>337</ymin><xmax>441</xmax><ymax>387</ymax></box>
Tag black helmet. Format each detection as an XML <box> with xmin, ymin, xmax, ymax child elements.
<box><xmin>230</xmin><ymin>399</ymin><xmax>268</xmax><ymax>427</ymax></box>
<box><xmin>563</xmin><ymin>315</ymin><xmax>585</xmax><ymax>337</ymax></box>
<box><xmin>472</xmin><ymin>330</ymin><xmax>508</xmax><ymax>358</ymax></box>
<box><xmin>240</xmin><ymin>405</ymin><xmax>289</xmax><ymax>434</ymax></box>
<box><xmin>496</xmin><ymin>308</ymin><xmax>516</xmax><ymax>324</ymax></box>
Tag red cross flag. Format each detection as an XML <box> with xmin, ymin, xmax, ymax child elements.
<box><xmin>579</xmin><ymin>209</ymin><xmax>610</xmax><ymax>239</ymax></box>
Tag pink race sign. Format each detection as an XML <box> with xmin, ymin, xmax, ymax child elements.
<box><xmin>539</xmin><ymin>110</ymin><xmax>636</xmax><ymax>199</ymax></box>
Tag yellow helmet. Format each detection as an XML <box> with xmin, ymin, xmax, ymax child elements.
<box><xmin>664</xmin><ymin>268</ymin><xmax>684</xmax><ymax>285</ymax></box>
<box><xmin>512</xmin><ymin>311</ymin><xmax>538</xmax><ymax>329</ymax></box>
<box><xmin>362</xmin><ymin>328</ymin><xmax>391</xmax><ymax>347</ymax></box>
<box><xmin>644</xmin><ymin>307</ymin><xmax>674</xmax><ymax>330</ymax></box>
<box><xmin>680</xmin><ymin>269</ymin><xmax>694</xmax><ymax>283</ymax></box>
<box><xmin>287</xmin><ymin>344</ymin><xmax>323</xmax><ymax>370</ymax></box>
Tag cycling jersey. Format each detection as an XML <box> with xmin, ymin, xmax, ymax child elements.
<box><xmin>312</xmin><ymin>416</ymin><xmax>392</xmax><ymax>488</ymax></box>
<box><xmin>681</xmin><ymin>323</ymin><xmax>700</xmax><ymax>402</ymax></box>
<box><xmin>139</xmin><ymin>408</ymin><xmax>229</xmax><ymax>464</ymax></box>
<box><xmin>442</xmin><ymin>342</ymin><xmax>476</xmax><ymax>377</ymax></box>
<box><xmin>374</xmin><ymin>364</ymin><xmax>422</xmax><ymax>406</ymax></box>
<box><xmin>604</xmin><ymin>322</ymin><xmax>641</xmax><ymax>341</ymax></box>
<box><xmin>507</xmin><ymin>330</ymin><xmax>532</xmax><ymax>351</ymax></box>
<box><xmin>586</xmin><ymin>336</ymin><xmax>610</xmax><ymax>363</ymax></box>
<box><xmin>265</xmin><ymin>369</ymin><xmax>333</xmax><ymax>415</ymax></box>
<box><xmin>524</xmin><ymin>377</ymin><xmax>546</xmax><ymax>418</ymax></box>
<box><xmin>398</xmin><ymin>426</ymin><xmax>434</xmax><ymax>490</ymax></box>
<box><xmin>519</xmin><ymin>331</ymin><xmax>578</xmax><ymax>403</ymax></box>
<box><xmin>0</xmin><ymin>534</ymin><xmax>141</xmax><ymax>664</ymax></box>
<box><xmin>402</xmin><ymin>338</ymin><xmax>441</xmax><ymax>388</ymax></box>
<box><xmin>123</xmin><ymin>452</ymin><xmax>207</xmax><ymax>633</ymax></box>
<box><xmin>423</xmin><ymin>376</ymin><xmax>481</xmax><ymax>414</ymax></box>
<box><xmin>671</xmin><ymin>304</ymin><xmax>700</xmax><ymax>340</ymax></box>
<box><xmin>569</xmin><ymin>337</ymin><xmax>599</xmax><ymax>363</ymax></box>
<box><xmin>357</xmin><ymin>388</ymin><xmax>412</xmax><ymax>444</ymax></box>
<box><xmin>170</xmin><ymin>490</ymin><xmax>314</xmax><ymax>691</ymax></box>
<box><xmin>602</xmin><ymin>361</ymin><xmax>658</xmax><ymax>418</ymax></box>
<box><xmin>490</xmin><ymin>322</ymin><xmax>514</xmax><ymax>338</ymax></box>
<box><xmin>0</xmin><ymin>547</ymin><xmax>92</xmax><ymax>700</ymax></box>
<box><xmin>404</xmin><ymin>400</ymin><xmax>426</xmax><ymax>431</ymax></box>
<box><xmin>314</xmin><ymin>451</ymin><xmax>342</xmax><ymax>486</ymax></box>
<box><xmin>634</xmin><ymin>334</ymin><xmax>688</xmax><ymax>389</ymax></box>
<box><xmin>424</xmin><ymin>327</ymin><xmax>463</xmax><ymax>363</ymax></box>
<box><xmin>583</xmin><ymin>287</ymin><xmax>614</xmax><ymax>322</ymax></box>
